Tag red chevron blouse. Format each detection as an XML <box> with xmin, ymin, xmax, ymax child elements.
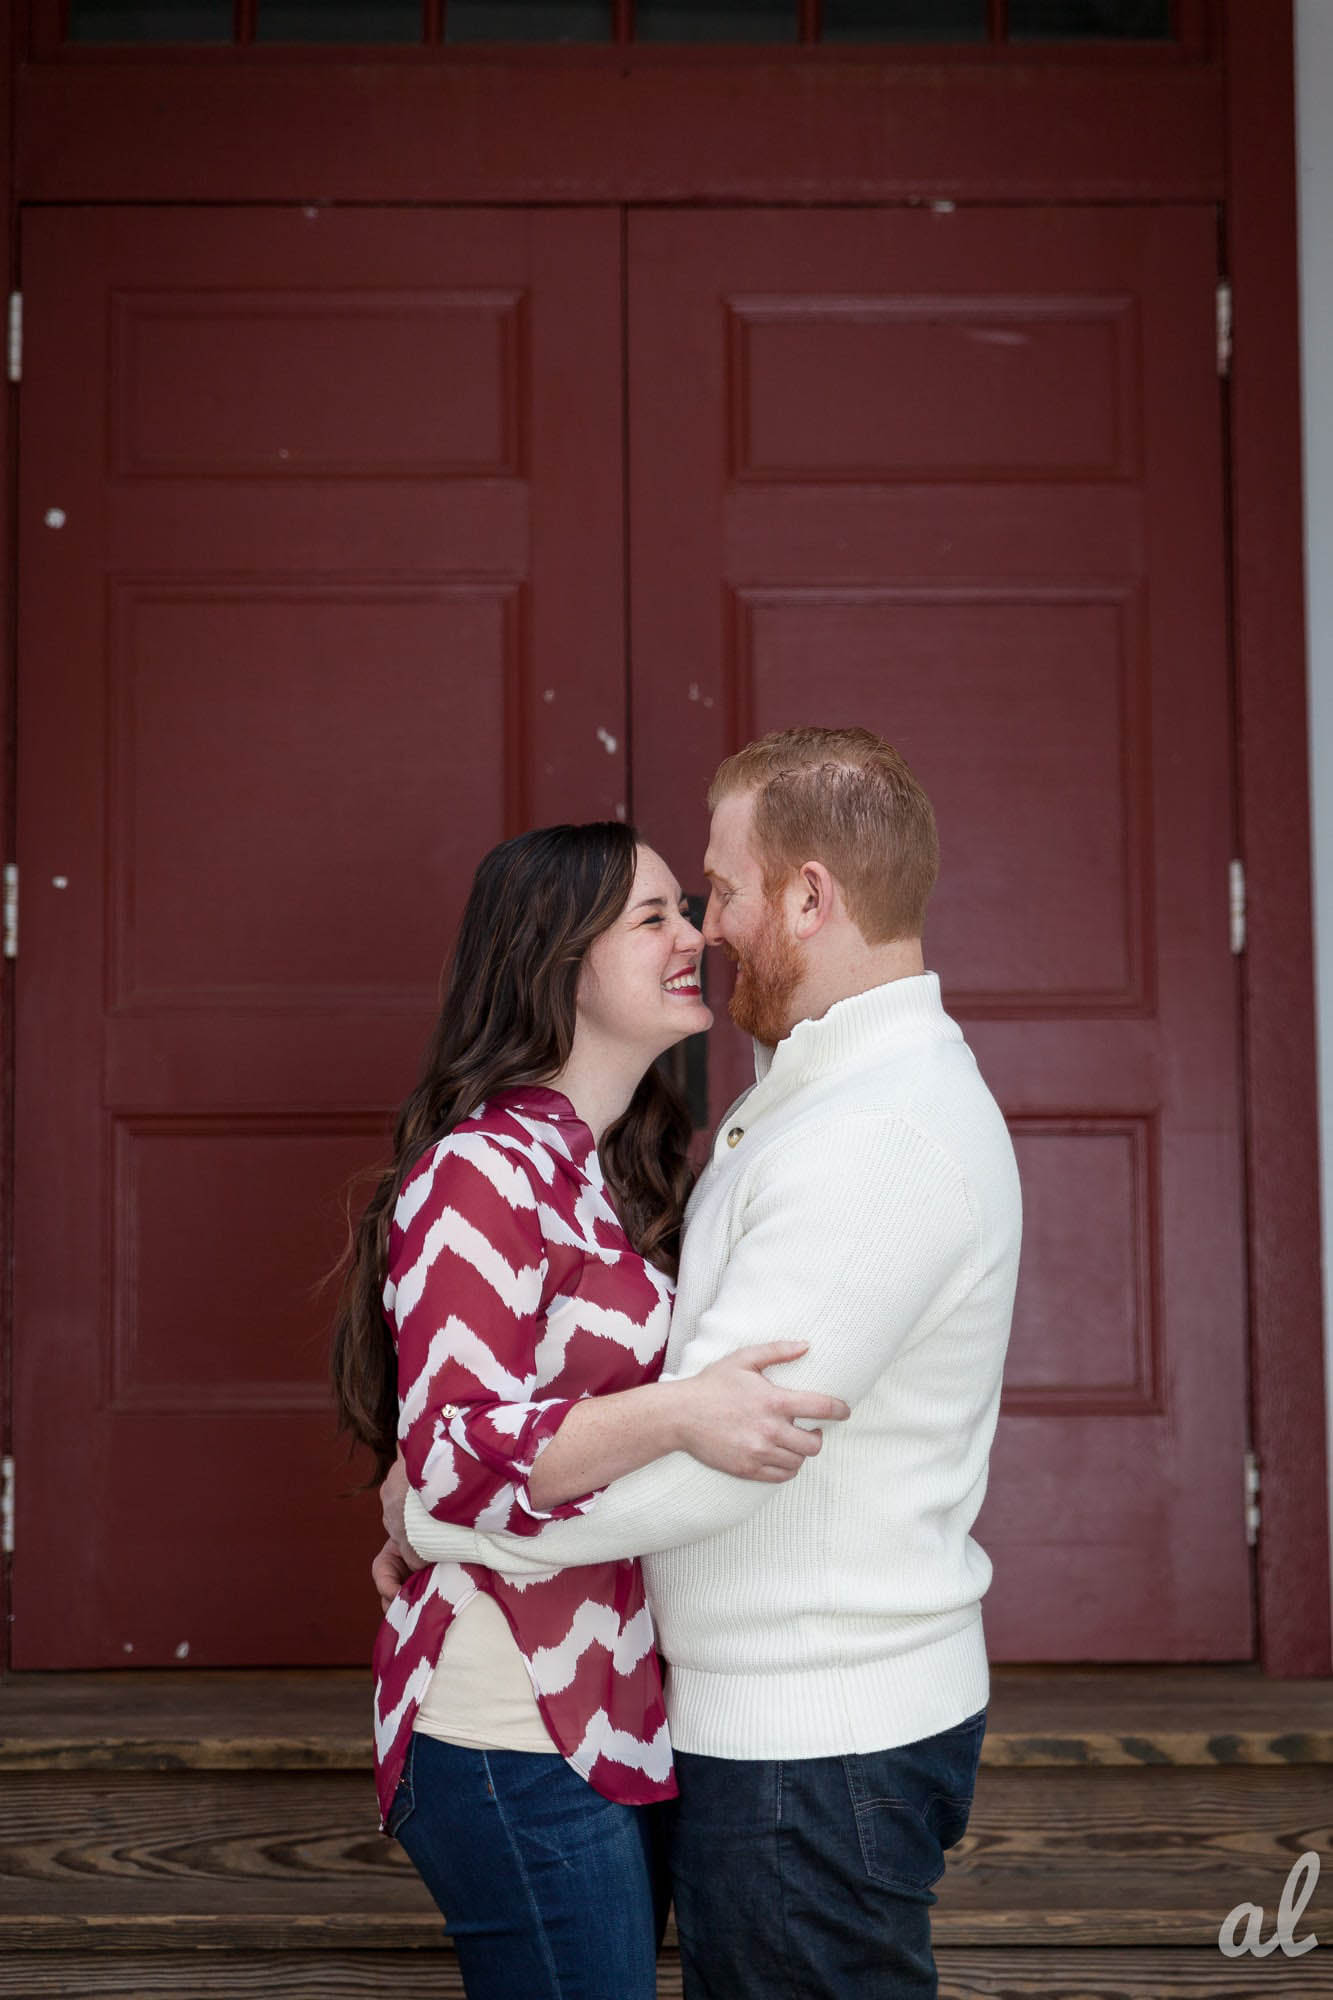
<box><xmin>371</xmin><ymin>1085</ymin><xmax>678</xmax><ymax>1825</ymax></box>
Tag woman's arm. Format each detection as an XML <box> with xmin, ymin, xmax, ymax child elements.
<box><xmin>526</xmin><ymin>1340</ymin><xmax>848</xmax><ymax>1508</ymax></box>
<box><xmin>385</xmin><ymin>1338</ymin><xmax>851</xmax><ymax>1556</ymax></box>
<box><xmin>392</xmin><ymin>1133</ymin><xmax>601</xmax><ymax>1534</ymax></box>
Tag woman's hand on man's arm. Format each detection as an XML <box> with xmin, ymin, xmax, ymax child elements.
<box><xmin>526</xmin><ymin>1340</ymin><xmax>848</xmax><ymax>1509</ymax></box>
<box><xmin>666</xmin><ymin>1342</ymin><xmax>851</xmax><ymax>1479</ymax></box>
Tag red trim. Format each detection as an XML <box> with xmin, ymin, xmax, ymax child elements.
<box><xmin>1222</xmin><ymin>0</ymin><xmax>1332</xmax><ymax>1675</ymax></box>
<box><xmin>0</xmin><ymin>0</ymin><xmax>14</xmax><ymax>1675</ymax></box>
<box><xmin>15</xmin><ymin>59</ymin><xmax>1224</xmax><ymax>203</ymax></box>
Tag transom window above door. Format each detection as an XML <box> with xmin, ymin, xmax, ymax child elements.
<box><xmin>64</xmin><ymin>0</ymin><xmax>1179</xmax><ymax>48</ymax></box>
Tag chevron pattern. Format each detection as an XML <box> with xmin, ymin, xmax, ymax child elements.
<box><xmin>372</xmin><ymin>1086</ymin><xmax>678</xmax><ymax>1824</ymax></box>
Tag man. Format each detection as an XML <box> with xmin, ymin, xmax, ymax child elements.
<box><xmin>378</xmin><ymin>726</ymin><xmax>1022</xmax><ymax>1997</ymax></box>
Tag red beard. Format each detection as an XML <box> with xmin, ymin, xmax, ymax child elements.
<box><xmin>725</xmin><ymin>902</ymin><xmax>804</xmax><ymax>1047</ymax></box>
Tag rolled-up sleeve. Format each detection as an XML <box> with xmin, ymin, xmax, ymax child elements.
<box><xmin>390</xmin><ymin>1134</ymin><xmax>597</xmax><ymax>1534</ymax></box>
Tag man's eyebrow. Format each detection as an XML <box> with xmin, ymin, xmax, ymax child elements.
<box><xmin>703</xmin><ymin>867</ymin><xmax>734</xmax><ymax>888</ymax></box>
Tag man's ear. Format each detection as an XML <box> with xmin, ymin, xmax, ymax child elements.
<box><xmin>792</xmin><ymin>861</ymin><xmax>836</xmax><ymax>939</ymax></box>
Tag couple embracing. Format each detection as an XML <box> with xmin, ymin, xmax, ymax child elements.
<box><xmin>332</xmin><ymin>725</ymin><xmax>1022</xmax><ymax>1999</ymax></box>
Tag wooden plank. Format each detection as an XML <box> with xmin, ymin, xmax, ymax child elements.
<box><xmin>980</xmin><ymin>1667</ymin><xmax>1333</xmax><ymax>1766</ymax></box>
<box><xmin>7</xmin><ymin>1916</ymin><xmax>447</xmax><ymax>1950</ymax></box>
<box><xmin>3</xmin><ymin>1952</ymin><xmax>1332</xmax><ymax>2000</ymax></box>
<box><xmin>10</xmin><ymin>1904</ymin><xmax>1326</xmax><ymax>1950</ymax></box>
<box><xmin>0</xmin><ymin>1772</ymin><xmax>432</xmax><ymax>1923</ymax></box>
<box><xmin>0</xmin><ymin>1784</ymin><xmax>422</xmax><ymax>1920</ymax></box>
<box><xmin>0</xmin><ymin>1766</ymin><xmax>1328</xmax><ymax>1956</ymax></box>
<box><xmin>1</xmin><ymin>1956</ymin><xmax>475</xmax><ymax>2000</ymax></box>
<box><xmin>936</xmin><ymin>1954</ymin><xmax>1333</xmax><ymax>1999</ymax></box>
<box><xmin>0</xmin><ymin>1951</ymin><xmax>675</xmax><ymax>2000</ymax></box>
<box><xmin>954</xmin><ymin>1767</ymin><xmax>1333</xmax><ymax>1941</ymax></box>
<box><xmin>3</xmin><ymin>1767</ymin><xmax>1325</xmax><ymax>1917</ymax></box>
<box><xmin>5</xmin><ymin>1667</ymin><xmax>1333</xmax><ymax>1770</ymax></box>
<box><xmin>0</xmin><ymin>1671</ymin><xmax>373</xmax><ymax>1770</ymax></box>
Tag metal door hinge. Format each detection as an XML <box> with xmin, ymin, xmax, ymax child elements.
<box><xmin>1</xmin><ymin>1456</ymin><xmax>12</xmax><ymax>1556</ymax></box>
<box><xmin>6</xmin><ymin>293</ymin><xmax>19</xmax><ymax>385</ymax></box>
<box><xmin>1217</xmin><ymin>279</ymin><xmax>1233</xmax><ymax>378</ymax></box>
<box><xmin>3</xmin><ymin>865</ymin><xmax>16</xmax><ymax>960</ymax></box>
<box><xmin>1244</xmin><ymin>1449</ymin><xmax>1261</xmax><ymax>1547</ymax></box>
<box><xmin>1229</xmin><ymin>858</ymin><xmax>1245</xmax><ymax>955</ymax></box>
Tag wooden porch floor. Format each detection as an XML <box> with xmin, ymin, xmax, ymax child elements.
<box><xmin>2</xmin><ymin>1666</ymin><xmax>1331</xmax><ymax>1996</ymax></box>
<box><xmin>3</xmin><ymin>1661</ymin><xmax>1332</xmax><ymax>1770</ymax></box>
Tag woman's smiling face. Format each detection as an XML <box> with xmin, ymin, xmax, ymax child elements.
<box><xmin>576</xmin><ymin>844</ymin><xmax>712</xmax><ymax>1059</ymax></box>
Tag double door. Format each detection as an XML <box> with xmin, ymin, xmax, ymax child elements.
<box><xmin>14</xmin><ymin>204</ymin><xmax>1252</xmax><ymax>1665</ymax></box>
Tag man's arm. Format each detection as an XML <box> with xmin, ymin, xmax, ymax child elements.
<box><xmin>402</xmin><ymin>1112</ymin><xmax>978</xmax><ymax>1572</ymax></box>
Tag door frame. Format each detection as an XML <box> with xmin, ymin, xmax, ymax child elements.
<box><xmin>1220</xmin><ymin>2</ymin><xmax>1328</xmax><ymax>1676</ymax></box>
<box><xmin>0</xmin><ymin>0</ymin><xmax>1325</xmax><ymax>1674</ymax></box>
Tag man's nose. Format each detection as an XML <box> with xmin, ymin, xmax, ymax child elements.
<box><xmin>700</xmin><ymin>892</ymin><xmax>724</xmax><ymax>945</ymax></box>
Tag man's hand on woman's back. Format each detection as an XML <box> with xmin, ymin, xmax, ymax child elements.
<box><xmin>372</xmin><ymin>1531</ymin><xmax>423</xmax><ymax>1611</ymax></box>
<box><xmin>373</xmin><ymin>1452</ymin><xmax>427</xmax><ymax>1611</ymax></box>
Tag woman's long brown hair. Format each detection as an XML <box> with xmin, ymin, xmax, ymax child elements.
<box><xmin>330</xmin><ymin>822</ymin><xmax>696</xmax><ymax>1482</ymax></box>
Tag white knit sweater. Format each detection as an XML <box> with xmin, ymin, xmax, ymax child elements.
<box><xmin>404</xmin><ymin>972</ymin><xmax>1022</xmax><ymax>1760</ymax></box>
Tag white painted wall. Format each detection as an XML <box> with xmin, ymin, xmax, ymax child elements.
<box><xmin>1294</xmin><ymin>0</ymin><xmax>1333</xmax><ymax>1616</ymax></box>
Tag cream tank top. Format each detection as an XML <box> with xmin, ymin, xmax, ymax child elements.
<box><xmin>412</xmin><ymin>1589</ymin><xmax>555</xmax><ymax>1753</ymax></box>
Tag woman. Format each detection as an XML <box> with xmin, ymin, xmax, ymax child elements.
<box><xmin>331</xmin><ymin>822</ymin><xmax>839</xmax><ymax>2000</ymax></box>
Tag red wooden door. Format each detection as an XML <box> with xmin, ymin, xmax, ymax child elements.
<box><xmin>15</xmin><ymin>206</ymin><xmax>625</xmax><ymax>1665</ymax></box>
<box><xmin>628</xmin><ymin>208</ymin><xmax>1252</xmax><ymax>1659</ymax></box>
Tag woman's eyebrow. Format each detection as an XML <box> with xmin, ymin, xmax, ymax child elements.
<box><xmin>630</xmin><ymin>890</ymin><xmax>689</xmax><ymax>912</ymax></box>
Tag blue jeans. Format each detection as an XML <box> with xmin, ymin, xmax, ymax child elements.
<box><xmin>667</xmin><ymin>1707</ymin><xmax>987</xmax><ymax>2000</ymax></box>
<box><xmin>387</xmin><ymin>1731</ymin><xmax>667</xmax><ymax>2000</ymax></box>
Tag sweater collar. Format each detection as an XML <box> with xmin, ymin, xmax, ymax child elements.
<box><xmin>752</xmin><ymin>971</ymin><xmax>958</xmax><ymax>1087</ymax></box>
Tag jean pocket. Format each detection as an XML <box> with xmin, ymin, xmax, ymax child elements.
<box><xmin>385</xmin><ymin>1732</ymin><xmax>418</xmax><ymax>1840</ymax></box>
<box><xmin>844</xmin><ymin>1716</ymin><xmax>985</xmax><ymax>1897</ymax></box>
<box><xmin>849</xmin><ymin>1790</ymin><xmax>975</xmax><ymax>1896</ymax></box>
